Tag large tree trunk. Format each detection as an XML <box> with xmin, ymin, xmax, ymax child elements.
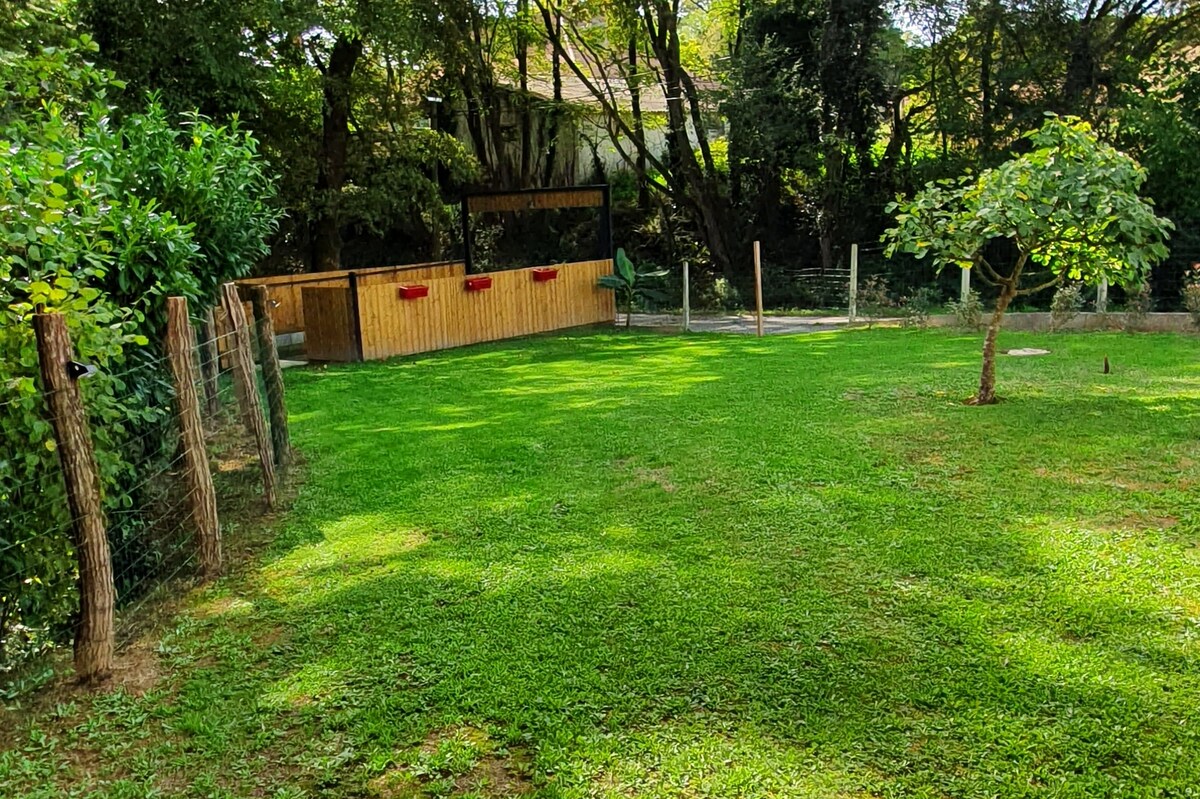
<box><xmin>978</xmin><ymin>0</ymin><xmax>999</xmax><ymax>155</ymax></box>
<box><xmin>818</xmin><ymin>133</ymin><xmax>844</xmax><ymax>272</ymax></box>
<box><xmin>628</xmin><ymin>37</ymin><xmax>650</xmax><ymax>209</ymax></box>
<box><xmin>543</xmin><ymin>10</ymin><xmax>563</xmax><ymax>186</ymax></box>
<box><xmin>517</xmin><ymin>0</ymin><xmax>533</xmax><ymax>186</ymax></box>
<box><xmin>313</xmin><ymin>36</ymin><xmax>362</xmax><ymax>272</ymax></box>
<box><xmin>651</xmin><ymin>4</ymin><xmax>740</xmax><ymax>278</ymax></box>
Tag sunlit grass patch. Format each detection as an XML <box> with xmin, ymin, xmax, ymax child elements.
<box><xmin>4</xmin><ymin>327</ymin><xmax>1200</xmax><ymax>798</ymax></box>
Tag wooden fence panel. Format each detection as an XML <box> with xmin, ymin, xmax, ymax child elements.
<box><xmin>350</xmin><ymin>259</ymin><xmax>614</xmax><ymax>362</ymax></box>
<box><xmin>237</xmin><ymin>261</ymin><xmax>465</xmax><ymax>335</ymax></box>
<box><xmin>302</xmin><ymin>285</ymin><xmax>358</xmax><ymax>362</ymax></box>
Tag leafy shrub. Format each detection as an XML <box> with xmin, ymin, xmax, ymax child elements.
<box><xmin>117</xmin><ymin>100</ymin><xmax>281</xmax><ymax>317</ymax></box>
<box><xmin>1049</xmin><ymin>282</ymin><xmax>1084</xmax><ymax>331</ymax></box>
<box><xmin>0</xmin><ymin>33</ymin><xmax>279</xmax><ymax>675</ymax></box>
<box><xmin>694</xmin><ymin>276</ymin><xmax>742</xmax><ymax>312</ymax></box>
<box><xmin>900</xmin><ymin>287</ymin><xmax>939</xmax><ymax>328</ymax></box>
<box><xmin>1</xmin><ymin>38</ymin><xmax>152</xmax><ymax>667</ymax></box>
<box><xmin>1123</xmin><ymin>283</ymin><xmax>1153</xmax><ymax>331</ymax></box>
<box><xmin>948</xmin><ymin>289</ymin><xmax>984</xmax><ymax>331</ymax></box>
<box><xmin>1183</xmin><ymin>264</ymin><xmax>1200</xmax><ymax>330</ymax></box>
<box><xmin>857</xmin><ymin>275</ymin><xmax>894</xmax><ymax>327</ymax></box>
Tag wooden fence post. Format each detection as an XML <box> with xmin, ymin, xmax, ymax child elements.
<box><xmin>251</xmin><ymin>286</ymin><xmax>291</xmax><ymax>473</ymax></box>
<box><xmin>849</xmin><ymin>243</ymin><xmax>859</xmax><ymax>323</ymax></box>
<box><xmin>166</xmin><ymin>297</ymin><xmax>222</xmax><ymax>579</ymax></box>
<box><xmin>198</xmin><ymin>308</ymin><xmax>220</xmax><ymax>416</ymax></box>
<box><xmin>220</xmin><ymin>283</ymin><xmax>278</xmax><ymax>510</ymax></box>
<box><xmin>213</xmin><ymin>306</ymin><xmax>233</xmax><ymax>372</ymax></box>
<box><xmin>682</xmin><ymin>260</ymin><xmax>690</xmax><ymax>332</ymax></box>
<box><xmin>753</xmin><ymin>241</ymin><xmax>764</xmax><ymax>337</ymax></box>
<box><xmin>34</xmin><ymin>312</ymin><xmax>115</xmax><ymax>683</ymax></box>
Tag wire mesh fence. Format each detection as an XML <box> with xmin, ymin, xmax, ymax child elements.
<box><xmin>756</xmin><ymin>234</ymin><xmax>1200</xmax><ymax>317</ymax></box>
<box><xmin>1</xmin><ymin>293</ymin><xmax>288</xmax><ymax>696</ymax></box>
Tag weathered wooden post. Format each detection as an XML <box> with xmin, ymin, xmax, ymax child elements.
<box><xmin>198</xmin><ymin>308</ymin><xmax>220</xmax><ymax>416</ymax></box>
<box><xmin>753</xmin><ymin>241</ymin><xmax>764</xmax><ymax>337</ymax></box>
<box><xmin>166</xmin><ymin>297</ymin><xmax>222</xmax><ymax>579</ymax></box>
<box><xmin>849</xmin><ymin>243</ymin><xmax>859</xmax><ymax>323</ymax></box>
<box><xmin>220</xmin><ymin>283</ymin><xmax>278</xmax><ymax>509</ymax></box>
<box><xmin>34</xmin><ymin>312</ymin><xmax>115</xmax><ymax>683</ymax></box>
<box><xmin>682</xmin><ymin>260</ymin><xmax>690</xmax><ymax>332</ymax></box>
<box><xmin>251</xmin><ymin>285</ymin><xmax>291</xmax><ymax>473</ymax></box>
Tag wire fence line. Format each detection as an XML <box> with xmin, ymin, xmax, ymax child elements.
<box><xmin>751</xmin><ymin>236</ymin><xmax>1200</xmax><ymax>317</ymax></box>
<box><xmin>1</xmin><ymin>289</ymin><xmax>292</xmax><ymax>695</ymax></box>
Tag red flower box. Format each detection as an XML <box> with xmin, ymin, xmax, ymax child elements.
<box><xmin>398</xmin><ymin>284</ymin><xmax>429</xmax><ymax>300</ymax></box>
<box><xmin>532</xmin><ymin>267</ymin><xmax>559</xmax><ymax>283</ymax></box>
<box><xmin>465</xmin><ymin>276</ymin><xmax>493</xmax><ymax>292</ymax></box>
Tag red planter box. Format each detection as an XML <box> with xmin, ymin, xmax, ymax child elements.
<box><xmin>398</xmin><ymin>284</ymin><xmax>429</xmax><ymax>300</ymax></box>
<box><xmin>532</xmin><ymin>267</ymin><xmax>559</xmax><ymax>283</ymax></box>
<box><xmin>465</xmin><ymin>276</ymin><xmax>493</xmax><ymax>292</ymax></box>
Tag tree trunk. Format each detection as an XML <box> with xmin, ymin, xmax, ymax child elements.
<box><xmin>979</xmin><ymin>0</ymin><xmax>998</xmax><ymax>156</ymax></box>
<box><xmin>818</xmin><ymin>134</ymin><xmax>844</xmax><ymax>273</ymax></box>
<box><xmin>313</xmin><ymin>36</ymin><xmax>362</xmax><ymax>272</ymax></box>
<box><xmin>517</xmin><ymin>0</ymin><xmax>534</xmax><ymax>186</ymax></box>
<box><xmin>651</xmin><ymin>7</ymin><xmax>739</xmax><ymax>278</ymax></box>
<box><xmin>543</xmin><ymin>10</ymin><xmax>563</xmax><ymax>186</ymax></box>
<box><xmin>974</xmin><ymin>281</ymin><xmax>1017</xmax><ymax>404</ymax></box>
<box><xmin>629</xmin><ymin>37</ymin><xmax>650</xmax><ymax>209</ymax></box>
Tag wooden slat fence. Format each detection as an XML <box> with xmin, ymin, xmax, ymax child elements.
<box><xmin>236</xmin><ymin>261</ymin><xmax>465</xmax><ymax>335</ymax></box>
<box><xmin>306</xmin><ymin>259</ymin><xmax>615</xmax><ymax>361</ymax></box>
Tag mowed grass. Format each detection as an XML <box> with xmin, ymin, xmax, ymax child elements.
<box><xmin>4</xmin><ymin>327</ymin><xmax>1200</xmax><ymax>799</ymax></box>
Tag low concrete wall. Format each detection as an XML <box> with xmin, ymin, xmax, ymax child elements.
<box><xmin>929</xmin><ymin>311</ymin><xmax>1195</xmax><ymax>333</ymax></box>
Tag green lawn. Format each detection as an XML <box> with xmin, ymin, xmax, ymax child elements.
<box><xmin>4</xmin><ymin>327</ymin><xmax>1200</xmax><ymax>798</ymax></box>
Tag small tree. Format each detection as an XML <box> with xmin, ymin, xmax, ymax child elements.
<box><xmin>884</xmin><ymin>117</ymin><xmax>1171</xmax><ymax>404</ymax></box>
<box><xmin>599</xmin><ymin>248</ymin><xmax>669</xmax><ymax>327</ymax></box>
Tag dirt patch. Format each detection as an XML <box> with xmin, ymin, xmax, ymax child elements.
<box><xmin>1098</xmin><ymin>514</ymin><xmax>1179</xmax><ymax>532</ymax></box>
<box><xmin>453</xmin><ymin>752</ymin><xmax>533</xmax><ymax>797</ymax></box>
<box><xmin>634</xmin><ymin>467</ymin><xmax>677</xmax><ymax>493</ymax></box>
<box><xmin>109</xmin><ymin>639</ymin><xmax>162</xmax><ymax>696</ymax></box>
<box><xmin>369</xmin><ymin>726</ymin><xmax>533</xmax><ymax>799</ymax></box>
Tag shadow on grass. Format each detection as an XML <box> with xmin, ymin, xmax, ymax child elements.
<box><xmin>8</xmin><ymin>328</ymin><xmax>1200</xmax><ymax>798</ymax></box>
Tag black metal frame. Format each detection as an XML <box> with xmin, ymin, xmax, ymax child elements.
<box><xmin>347</xmin><ymin>272</ymin><xmax>364</xmax><ymax>362</ymax></box>
<box><xmin>460</xmin><ymin>184</ymin><xmax>613</xmax><ymax>273</ymax></box>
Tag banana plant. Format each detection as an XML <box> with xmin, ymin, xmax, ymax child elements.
<box><xmin>599</xmin><ymin>248</ymin><xmax>670</xmax><ymax>327</ymax></box>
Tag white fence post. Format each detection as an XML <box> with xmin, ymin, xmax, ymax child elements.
<box><xmin>753</xmin><ymin>241</ymin><xmax>764</xmax><ymax>337</ymax></box>
<box><xmin>849</xmin><ymin>244</ymin><xmax>859</xmax><ymax>322</ymax></box>
<box><xmin>682</xmin><ymin>260</ymin><xmax>690</xmax><ymax>332</ymax></box>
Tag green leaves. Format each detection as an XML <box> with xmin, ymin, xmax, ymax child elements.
<box><xmin>1</xmin><ymin>30</ymin><xmax>280</xmax><ymax>675</ymax></box>
<box><xmin>883</xmin><ymin>116</ymin><xmax>1172</xmax><ymax>293</ymax></box>
<box><xmin>599</xmin><ymin>248</ymin><xmax>671</xmax><ymax>321</ymax></box>
<box><xmin>615</xmin><ymin>247</ymin><xmax>636</xmax><ymax>285</ymax></box>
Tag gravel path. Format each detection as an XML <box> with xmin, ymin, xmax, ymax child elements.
<box><xmin>619</xmin><ymin>312</ymin><xmax>898</xmax><ymax>334</ymax></box>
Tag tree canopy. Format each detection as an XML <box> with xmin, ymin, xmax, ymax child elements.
<box><xmin>4</xmin><ymin>0</ymin><xmax>1200</xmax><ymax>289</ymax></box>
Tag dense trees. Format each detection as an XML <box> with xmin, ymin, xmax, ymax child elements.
<box><xmin>15</xmin><ymin>0</ymin><xmax>1200</xmax><ymax>291</ymax></box>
